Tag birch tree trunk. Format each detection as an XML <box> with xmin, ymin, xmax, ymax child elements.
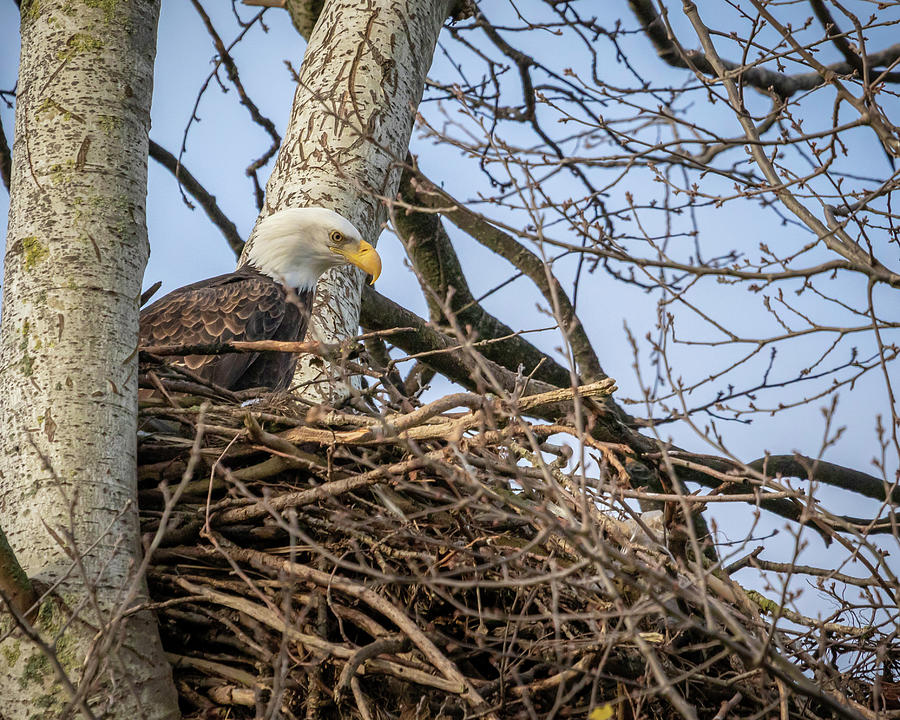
<box><xmin>244</xmin><ymin>0</ymin><xmax>455</xmax><ymax>402</ymax></box>
<box><xmin>0</xmin><ymin>1</ymin><xmax>179</xmax><ymax>717</ymax></box>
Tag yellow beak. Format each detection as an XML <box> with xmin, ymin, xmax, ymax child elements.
<box><xmin>335</xmin><ymin>239</ymin><xmax>381</xmax><ymax>284</ymax></box>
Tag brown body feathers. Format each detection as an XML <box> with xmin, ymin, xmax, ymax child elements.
<box><xmin>140</xmin><ymin>266</ymin><xmax>312</xmax><ymax>391</ymax></box>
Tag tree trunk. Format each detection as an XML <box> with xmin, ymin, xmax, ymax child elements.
<box><xmin>0</xmin><ymin>1</ymin><xmax>179</xmax><ymax>717</ymax></box>
<box><xmin>244</xmin><ymin>0</ymin><xmax>454</xmax><ymax>402</ymax></box>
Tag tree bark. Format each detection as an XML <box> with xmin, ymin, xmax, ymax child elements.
<box><xmin>0</xmin><ymin>1</ymin><xmax>179</xmax><ymax>717</ymax></box>
<box><xmin>243</xmin><ymin>0</ymin><xmax>454</xmax><ymax>402</ymax></box>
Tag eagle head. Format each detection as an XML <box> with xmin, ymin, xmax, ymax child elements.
<box><xmin>244</xmin><ymin>207</ymin><xmax>382</xmax><ymax>290</ymax></box>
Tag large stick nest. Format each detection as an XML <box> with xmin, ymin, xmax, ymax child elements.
<box><xmin>138</xmin><ymin>367</ymin><xmax>888</xmax><ymax>720</ymax></box>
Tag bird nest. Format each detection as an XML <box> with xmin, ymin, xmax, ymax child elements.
<box><xmin>138</xmin><ymin>366</ymin><xmax>881</xmax><ymax>720</ymax></box>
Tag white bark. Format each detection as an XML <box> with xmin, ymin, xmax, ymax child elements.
<box><xmin>0</xmin><ymin>1</ymin><xmax>178</xmax><ymax>717</ymax></box>
<box><xmin>245</xmin><ymin>0</ymin><xmax>454</xmax><ymax>402</ymax></box>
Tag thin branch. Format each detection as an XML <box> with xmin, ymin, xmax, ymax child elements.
<box><xmin>628</xmin><ymin>0</ymin><xmax>900</xmax><ymax>97</ymax></box>
<box><xmin>148</xmin><ymin>140</ymin><xmax>244</xmax><ymax>257</ymax></box>
<box><xmin>679</xmin><ymin>2</ymin><xmax>900</xmax><ymax>286</ymax></box>
<box><xmin>809</xmin><ymin>0</ymin><xmax>863</xmax><ymax>73</ymax></box>
<box><xmin>406</xmin><ymin>171</ymin><xmax>607</xmax><ymax>382</ymax></box>
<box><xmin>394</xmin><ymin>167</ymin><xmax>575</xmax><ymax>389</ymax></box>
<box><xmin>190</xmin><ymin>0</ymin><xmax>281</xmax><ymax>209</ymax></box>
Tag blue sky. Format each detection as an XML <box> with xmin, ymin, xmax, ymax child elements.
<box><xmin>2</xmin><ymin>1</ymin><xmax>898</xmax><ymax>617</ymax></box>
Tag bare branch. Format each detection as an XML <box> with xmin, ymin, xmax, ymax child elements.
<box><xmin>405</xmin><ymin>171</ymin><xmax>607</xmax><ymax>382</ymax></box>
<box><xmin>628</xmin><ymin>0</ymin><xmax>900</xmax><ymax>96</ymax></box>
<box><xmin>751</xmin><ymin>453</ymin><xmax>899</xmax><ymax>505</ymax></box>
<box><xmin>148</xmin><ymin>140</ymin><xmax>244</xmax><ymax>257</ymax></box>
<box><xmin>394</xmin><ymin>168</ymin><xmax>576</xmax><ymax>389</ymax></box>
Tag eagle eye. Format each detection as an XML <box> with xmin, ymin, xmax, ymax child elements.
<box><xmin>329</xmin><ymin>230</ymin><xmax>344</xmax><ymax>244</ymax></box>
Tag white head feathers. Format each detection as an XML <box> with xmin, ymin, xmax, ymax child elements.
<box><xmin>244</xmin><ymin>207</ymin><xmax>379</xmax><ymax>290</ymax></box>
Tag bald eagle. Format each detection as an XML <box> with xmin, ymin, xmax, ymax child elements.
<box><xmin>140</xmin><ymin>207</ymin><xmax>381</xmax><ymax>392</ymax></box>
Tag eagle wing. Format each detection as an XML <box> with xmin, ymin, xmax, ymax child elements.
<box><xmin>140</xmin><ymin>269</ymin><xmax>297</xmax><ymax>390</ymax></box>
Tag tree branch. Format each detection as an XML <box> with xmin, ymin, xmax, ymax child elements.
<box><xmin>679</xmin><ymin>3</ymin><xmax>900</xmax><ymax>285</ymax></box>
<box><xmin>750</xmin><ymin>454</ymin><xmax>900</xmax><ymax>505</ymax></box>
<box><xmin>359</xmin><ymin>286</ymin><xmax>631</xmax><ymax>440</ymax></box>
<box><xmin>394</xmin><ymin>168</ymin><xmax>574</xmax><ymax>390</ymax></box>
<box><xmin>360</xmin><ymin>289</ymin><xmax>890</xmax><ymax>536</ymax></box>
<box><xmin>190</xmin><ymin>0</ymin><xmax>281</xmax><ymax>209</ymax></box>
<box><xmin>148</xmin><ymin>139</ymin><xmax>244</xmax><ymax>258</ymax></box>
<box><xmin>809</xmin><ymin>0</ymin><xmax>863</xmax><ymax>73</ymax></box>
<box><xmin>660</xmin><ymin>452</ymin><xmax>897</xmax><ymax>536</ymax></box>
<box><xmin>404</xmin><ymin>171</ymin><xmax>607</xmax><ymax>383</ymax></box>
<box><xmin>628</xmin><ymin>0</ymin><xmax>900</xmax><ymax>97</ymax></box>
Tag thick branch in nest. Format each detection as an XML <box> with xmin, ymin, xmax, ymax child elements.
<box><xmin>360</xmin><ymin>286</ymin><xmax>632</xmax><ymax>442</ymax></box>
